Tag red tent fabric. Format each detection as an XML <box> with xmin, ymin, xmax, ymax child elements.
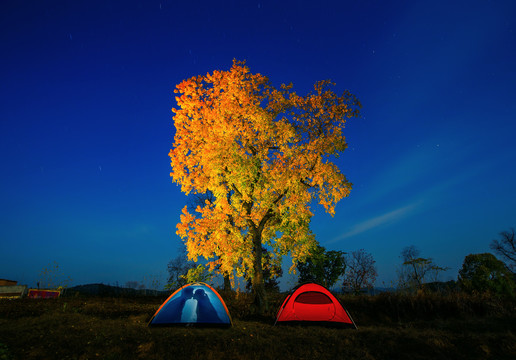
<box><xmin>275</xmin><ymin>283</ymin><xmax>356</xmax><ymax>328</ymax></box>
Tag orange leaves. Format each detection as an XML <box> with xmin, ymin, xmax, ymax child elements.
<box><xmin>169</xmin><ymin>60</ymin><xmax>360</xmax><ymax>277</ymax></box>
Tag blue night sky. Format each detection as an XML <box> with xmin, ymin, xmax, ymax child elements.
<box><xmin>1</xmin><ymin>0</ymin><xmax>515</xmax><ymax>289</ymax></box>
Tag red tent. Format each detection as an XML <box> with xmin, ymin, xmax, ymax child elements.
<box><xmin>275</xmin><ymin>283</ymin><xmax>357</xmax><ymax>328</ymax></box>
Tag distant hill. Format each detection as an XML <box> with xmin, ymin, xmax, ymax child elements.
<box><xmin>64</xmin><ymin>283</ymin><xmax>168</xmax><ymax>297</ymax></box>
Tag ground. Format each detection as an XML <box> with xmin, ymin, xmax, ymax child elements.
<box><xmin>0</xmin><ymin>293</ymin><xmax>515</xmax><ymax>359</ymax></box>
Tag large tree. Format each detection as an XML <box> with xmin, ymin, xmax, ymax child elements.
<box><xmin>170</xmin><ymin>60</ymin><xmax>360</xmax><ymax>313</ymax></box>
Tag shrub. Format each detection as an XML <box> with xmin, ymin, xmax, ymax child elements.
<box><xmin>458</xmin><ymin>253</ymin><xmax>515</xmax><ymax>298</ymax></box>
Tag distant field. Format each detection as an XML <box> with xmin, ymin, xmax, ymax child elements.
<box><xmin>0</xmin><ymin>292</ymin><xmax>515</xmax><ymax>359</ymax></box>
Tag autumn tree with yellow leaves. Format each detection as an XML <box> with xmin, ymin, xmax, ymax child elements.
<box><xmin>169</xmin><ymin>60</ymin><xmax>360</xmax><ymax>313</ymax></box>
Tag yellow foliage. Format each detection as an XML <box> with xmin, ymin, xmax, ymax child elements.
<box><xmin>170</xmin><ymin>60</ymin><xmax>360</xmax><ymax>279</ymax></box>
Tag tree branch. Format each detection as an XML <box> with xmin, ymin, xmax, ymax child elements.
<box><xmin>300</xmin><ymin>179</ymin><xmax>312</xmax><ymax>188</ymax></box>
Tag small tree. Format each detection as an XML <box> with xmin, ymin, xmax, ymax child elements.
<box><xmin>37</xmin><ymin>261</ymin><xmax>72</xmax><ymax>290</ymax></box>
<box><xmin>490</xmin><ymin>228</ymin><xmax>516</xmax><ymax>273</ymax></box>
<box><xmin>342</xmin><ymin>249</ymin><xmax>377</xmax><ymax>294</ymax></box>
<box><xmin>166</xmin><ymin>247</ymin><xmax>195</xmax><ymax>290</ymax></box>
<box><xmin>166</xmin><ymin>246</ymin><xmax>214</xmax><ymax>291</ymax></box>
<box><xmin>458</xmin><ymin>253</ymin><xmax>515</xmax><ymax>297</ymax></box>
<box><xmin>397</xmin><ymin>245</ymin><xmax>448</xmax><ymax>291</ymax></box>
<box><xmin>297</xmin><ymin>245</ymin><xmax>346</xmax><ymax>289</ymax></box>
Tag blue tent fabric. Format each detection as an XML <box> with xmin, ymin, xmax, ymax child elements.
<box><xmin>148</xmin><ymin>283</ymin><xmax>232</xmax><ymax>327</ymax></box>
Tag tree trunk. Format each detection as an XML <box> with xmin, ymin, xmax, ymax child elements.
<box><xmin>251</xmin><ymin>230</ymin><xmax>268</xmax><ymax>314</ymax></box>
<box><xmin>223</xmin><ymin>272</ymin><xmax>231</xmax><ymax>291</ymax></box>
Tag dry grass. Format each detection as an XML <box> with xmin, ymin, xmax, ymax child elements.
<box><xmin>0</xmin><ymin>292</ymin><xmax>515</xmax><ymax>360</ymax></box>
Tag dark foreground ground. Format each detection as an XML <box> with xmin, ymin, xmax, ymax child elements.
<box><xmin>0</xmin><ymin>292</ymin><xmax>515</xmax><ymax>360</ymax></box>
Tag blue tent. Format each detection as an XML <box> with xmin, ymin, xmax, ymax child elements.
<box><xmin>148</xmin><ymin>282</ymin><xmax>232</xmax><ymax>327</ymax></box>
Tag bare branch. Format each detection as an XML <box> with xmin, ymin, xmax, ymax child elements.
<box><xmin>490</xmin><ymin>228</ymin><xmax>516</xmax><ymax>271</ymax></box>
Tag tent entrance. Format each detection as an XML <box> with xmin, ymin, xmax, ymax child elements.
<box><xmin>294</xmin><ymin>291</ymin><xmax>336</xmax><ymax>321</ymax></box>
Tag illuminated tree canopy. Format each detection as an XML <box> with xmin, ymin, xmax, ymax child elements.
<box><xmin>169</xmin><ymin>60</ymin><xmax>360</xmax><ymax>311</ymax></box>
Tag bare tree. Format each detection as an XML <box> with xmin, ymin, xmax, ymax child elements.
<box><xmin>37</xmin><ymin>261</ymin><xmax>72</xmax><ymax>290</ymax></box>
<box><xmin>401</xmin><ymin>245</ymin><xmax>419</xmax><ymax>263</ymax></box>
<box><xmin>400</xmin><ymin>246</ymin><xmax>429</xmax><ymax>289</ymax></box>
<box><xmin>398</xmin><ymin>245</ymin><xmax>448</xmax><ymax>291</ymax></box>
<box><xmin>490</xmin><ymin>228</ymin><xmax>516</xmax><ymax>272</ymax></box>
<box><xmin>166</xmin><ymin>246</ymin><xmax>195</xmax><ymax>290</ymax></box>
<box><xmin>342</xmin><ymin>249</ymin><xmax>377</xmax><ymax>294</ymax></box>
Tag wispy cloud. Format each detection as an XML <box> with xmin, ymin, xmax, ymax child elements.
<box><xmin>360</xmin><ymin>142</ymin><xmax>447</xmax><ymax>206</ymax></box>
<box><xmin>327</xmin><ymin>154</ymin><xmax>497</xmax><ymax>246</ymax></box>
<box><xmin>327</xmin><ymin>203</ymin><xmax>420</xmax><ymax>244</ymax></box>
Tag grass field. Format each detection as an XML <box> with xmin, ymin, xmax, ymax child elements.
<box><xmin>1</xmin><ymin>291</ymin><xmax>515</xmax><ymax>359</ymax></box>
